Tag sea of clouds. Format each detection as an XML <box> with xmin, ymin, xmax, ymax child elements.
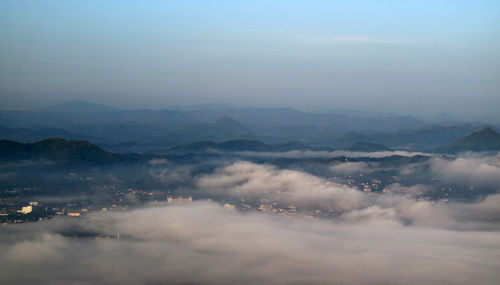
<box><xmin>1</xmin><ymin>153</ymin><xmax>500</xmax><ymax>284</ymax></box>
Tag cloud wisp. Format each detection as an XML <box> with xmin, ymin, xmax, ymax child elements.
<box><xmin>431</xmin><ymin>154</ymin><xmax>500</xmax><ymax>188</ymax></box>
<box><xmin>234</xmin><ymin>150</ymin><xmax>430</xmax><ymax>159</ymax></box>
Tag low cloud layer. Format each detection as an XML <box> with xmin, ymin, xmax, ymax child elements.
<box><xmin>149</xmin><ymin>165</ymin><xmax>193</xmax><ymax>186</ymax></box>
<box><xmin>195</xmin><ymin>161</ymin><xmax>500</xmax><ymax>228</ymax></box>
<box><xmin>3</xmin><ymin>154</ymin><xmax>500</xmax><ymax>284</ymax></box>
<box><xmin>234</xmin><ymin>150</ymin><xmax>430</xmax><ymax>159</ymax></box>
<box><xmin>1</xmin><ymin>201</ymin><xmax>499</xmax><ymax>285</ymax></box>
<box><xmin>431</xmin><ymin>154</ymin><xmax>500</xmax><ymax>188</ymax></box>
<box><xmin>197</xmin><ymin>161</ymin><xmax>367</xmax><ymax>211</ymax></box>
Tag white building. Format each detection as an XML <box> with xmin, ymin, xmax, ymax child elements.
<box><xmin>17</xmin><ymin>205</ymin><xmax>32</xmax><ymax>214</ymax></box>
<box><xmin>224</xmin><ymin>203</ymin><xmax>236</xmax><ymax>211</ymax></box>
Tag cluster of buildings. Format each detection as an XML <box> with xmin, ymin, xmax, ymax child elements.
<box><xmin>167</xmin><ymin>196</ymin><xmax>193</xmax><ymax>203</ymax></box>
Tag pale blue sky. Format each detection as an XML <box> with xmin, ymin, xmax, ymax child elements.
<box><xmin>1</xmin><ymin>0</ymin><xmax>499</xmax><ymax>120</ymax></box>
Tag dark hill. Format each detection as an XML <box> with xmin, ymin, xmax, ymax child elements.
<box><xmin>0</xmin><ymin>138</ymin><xmax>115</xmax><ymax>164</ymax></box>
<box><xmin>0</xmin><ymin>140</ymin><xmax>30</xmax><ymax>160</ymax></box>
<box><xmin>436</xmin><ymin>127</ymin><xmax>500</xmax><ymax>153</ymax></box>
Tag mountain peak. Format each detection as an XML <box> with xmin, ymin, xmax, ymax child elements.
<box><xmin>472</xmin><ymin>127</ymin><xmax>499</xmax><ymax>137</ymax></box>
<box><xmin>212</xmin><ymin>117</ymin><xmax>246</xmax><ymax>130</ymax></box>
<box><xmin>436</xmin><ymin>127</ymin><xmax>500</xmax><ymax>153</ymax></box>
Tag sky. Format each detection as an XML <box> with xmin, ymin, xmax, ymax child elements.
<box><xmin>0</xmin><ymin>0</ymin><xmax>499</xmax><ymax>120</ymax></box>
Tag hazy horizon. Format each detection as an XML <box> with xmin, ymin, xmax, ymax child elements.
<box><xmin>1</xmin><ymin>0</ymin><xmax>499</xmax><ymax>121</ymax></box>
<box><xmin>1</xmin><ymin>98</ymin><xmax>499</xmax><ymax>124</ymax></box>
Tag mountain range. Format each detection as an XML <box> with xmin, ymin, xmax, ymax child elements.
<box><xmin>39</xmin><ymin>100</ymin><xmax>120</xmax><ymax>113</ymax></box>
<box><xmin>2</xmin><ymin>126</ymin><xmax>499</xmax><ymax>166</ymax></box>
<box><xmin>1</xmin><ymin>100</ymin><xmax>498</xmax><ymax>152</ymax></box>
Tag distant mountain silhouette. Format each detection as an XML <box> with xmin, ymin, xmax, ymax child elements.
<box><xmin>336</xmin><ymin>131</ymin><xmax>371</xmax><ymax>143</ymax></box>
<box><xmin>164</xmin><ymin>117</ymin><xmax>255</xmax><ymax>143</ymax></box>
<box><xmin>212</xmin><ymin>117</ymin><xmax>246</xmax><ymax>131</ymax></box>
<box><xmin>4</xmin><ymin>103</ymin><xmax>490</xmax><ymax>151</ymax></box>
<box><xmin>169</xmin><ymin>139</ymin><xmax>315</xmax><ymax>154</ymax></box>
<box><xmin>345</xmin><ymin>142</ymin><xmax>391</xmax><ymax>152</ymax></box>
<box><xmin>217</xmin><ymin>139</ymin><xmax>270</xmax><ymax>151</ymax></box>
<box><xmin>182</xmin><ymin>107</ymin><xmax>425</xmax><ymax>129</ymax></box>
<box><xmin>336</xmin><ymin>124</ymin><xmax>476</xmax><ymax>150</ymax></box>
<box><xmin>40</xmin><ymin>100</ymin><xmax>119</xmax><ymax>113</ymax></box>
<box><xmin>168</xmin><ymin>141</ymin><xmax>218</xmax><ymax>153</ymax></box>
<box><xmin>436</xmin><ymin>127</ymin><xmax>500</xmax><ymax>153</ymax></box>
